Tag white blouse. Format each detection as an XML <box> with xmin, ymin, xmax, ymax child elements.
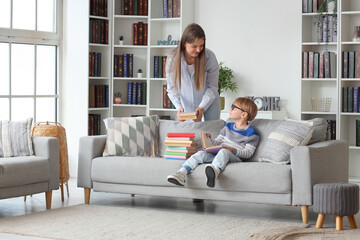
<box><xmin>166</xmin><ymin>48</ymin><xmax>219</xmax><ymax>112</ymax></box>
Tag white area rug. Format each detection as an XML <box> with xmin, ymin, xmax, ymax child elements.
<box><xmin>0</xmin><ymin>204</ymin><xmax>357</xmax><ymax>240</ymax></box>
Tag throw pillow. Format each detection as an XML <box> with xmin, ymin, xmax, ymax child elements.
<box><xmin>103</xmin><ymin>115</ymin><xmax>159</xmax><ymax>157</ymax></box>
<box><xmin>0</xmin><ymin>118</ymin><xmax>34</xmax><ymax>158</ymax></box>
<box><xmin>259</xmin><ymin>119</ymin><xmax>314</xmax><ymax>164</ymax></box>
<box><xmin>306</xmin><ymin>118</ymin><xmax>327</xmax><ymax>145</ymax></box>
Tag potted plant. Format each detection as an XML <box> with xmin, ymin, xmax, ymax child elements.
<box><xmin>218</xmin><ymin>61</ymin><xmax>238</xmax><ymax>110</ymax></box>
<box><xmin>137</xmin><ymin>69</ymin><xmax>143</xmax><ymax>78</ymax></box>
<box><xmin>114</xmin><ymin>92</ymin><xmax>122</xmax><ymax>104</ymax></box>
<box><xmin>119</xmin><ymin>36</ymin><xmax>124</xmax><ymax>45</ymax></box>
<box><xmin>313</xmin><ymin>0</ymin><xmax>337</xmax><ymax>43</ymax></box>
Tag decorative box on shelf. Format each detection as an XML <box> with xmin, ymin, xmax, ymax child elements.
<box><xmin>220</xmin><ymin>110</ymin><xmax>288</xmax><ymax>121</ymax></box>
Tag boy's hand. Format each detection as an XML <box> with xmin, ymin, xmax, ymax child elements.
<box><xmin>195</xmin><ymin>107</ymin><xmax>204</xmax><ymax>122</ymax></box>
<box><xmin>205</xmin><ymin>133</ymin><xmax>211</xmax><ymax>138</ymax></box>
<box><xmin>177</xmin><ymin>108</ymin><xmax>185</xmax><ymax>122</ymax></box>
<box><xmin>223</xmin><ymin>146</ymin><xmax>233</xmax><ymax>152</ymax></box>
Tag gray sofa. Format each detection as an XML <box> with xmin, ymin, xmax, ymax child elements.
<box><xmin>0</xmin><ymin>137</ymin><xmax>59</xmax><ymax>209</ymax></box>
<box><xmin>77</xmin><ymin>119</ymin><xmax>349</xmax><ymax>223</ymax></box>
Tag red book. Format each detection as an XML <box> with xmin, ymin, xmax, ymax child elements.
<box><xmin>163</xmin><ymin>84</ymin><xmax>167</xmax><ymax>108</ymax></box>
<box><xmin>133</xmin><ymin>23</ymin><xmax>138</xmax><ymax>45</ymax></box>
<box><xmin>118</xmin><ymin>54</ymin><xmax>123</xmax><ymax>77</ymax></box>
<box><xmin>139</xmin><ymin>0</ymin><xmax>143</xmax><ymax>15</ymax></box>
<box><xmin>319</xmin><ymin>53</ymin><xmax>324</xmax><ymax>78</ymax></box>
<box><xmin>356</xmin><ymin>51</ymin><xmax>360</xmax><ymax>78</ymax></box>
<box><xmin>167</xmin><ymin>0</ymin><xmax>172</xmax><ymax>18</ymax></box>
<box><xmin>105</xmin><ymin>20</ymin><xmax>109</xmax><ymax>44</ymax></box>
<box><xmin>129</xmin><ymin>0</ymin><xmax>133</xmax><ymax>15</ymax></box>
<box><xmin>144</xmin><ymin>23</ymin><xmax>148</xmax><ymax>45</ymax></box>
<box><xmin>167</xmin><ymin>133</ymin><xmax>195</xmax><ymax>138</ymax></box>
<box><xmin>138</xmin><ymin>22</ymin><xmax>144</xmax><ymax>45</ymax></box>
<box><xmin>144</xmin><ymin>0</ymin><xmax>148</xmax><ymax>16</ymax></box>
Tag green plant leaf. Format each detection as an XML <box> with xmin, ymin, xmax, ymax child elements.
<box><xmin>218</xmin><ymin>61</ymin><xmax>238</xmax><ymax>94</ymax></box>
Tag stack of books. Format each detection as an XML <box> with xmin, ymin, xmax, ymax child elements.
<box><xmin>164</xmin><ymin>133</ymin><xmax>198</xmax><ymax>160</ymax></box>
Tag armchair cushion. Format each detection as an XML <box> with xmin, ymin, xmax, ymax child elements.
<box><xmin>0</xmin><ymin>118</ymin><xmax>34</xmax><ymax>158</ymax></box>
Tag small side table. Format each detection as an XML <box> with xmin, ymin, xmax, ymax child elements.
<box><xmin>313</xmin><ymin>183</ymin><xmax>359</xmax><ymax>230</ymax></box>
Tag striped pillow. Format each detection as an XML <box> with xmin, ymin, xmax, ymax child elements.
<box><xmin>103</xmin><ymin>115</ymin><xmax>159</xmax><ymax>157</ymax></box>
<box><xmin>259</xmin><ymin>119</ymin><xmax>314</xmax><ymax>164</ymax></box>
<box><xmin>0</xmin><ymin>118</ymin><xmax>34</xmax><ymax>158</ymax></box>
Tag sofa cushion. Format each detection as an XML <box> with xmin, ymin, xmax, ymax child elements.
<box><xmin>307</xmin><ymin>118</ymin><xmax>327</xmax><ymax>144</ymax></box>
<box><xmin>91</xmin><ymin>157</ymin><xmax>291</xmax><ymax>194</ymax></box>
<box><xmin>158</xmin><ymin>120</ymin><xmax>225</xmax><ymax>157</ymax></box>
<box><xmin>0</xmin><ymin>156</ymin><xmax>50</xmax><ymax>188</ymax></box>
<box><xmin>259</xmin><ymin>119</ymin><xmax>314</xmax><ymax>164</ymax></box>
<box><xmin>103</xmin><ymin>115</ymin><xmax>159</xmax><ymax>157</ymax></box>
<box><xmin>0</xmin><ymin>118</ymin><xmax>34</xmax><ymax>158</ymax></box>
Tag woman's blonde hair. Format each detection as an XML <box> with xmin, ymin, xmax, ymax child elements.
<box><xmin>233</xmin><ymin>97</ymin><xmax>258</xmax><ymax>121</ymax></box>
<box><xmin>170</xmin><ymin>23</ymin><xmax>206</xmax><ymax>92</ymax></box>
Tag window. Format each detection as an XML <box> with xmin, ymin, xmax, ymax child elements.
<box><xmin>0</xmin><ymin>0</ymin><xmax>61</xmax><ymax>122</ymax></box>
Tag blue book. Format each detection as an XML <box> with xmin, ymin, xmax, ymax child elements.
<box><xmin>105</xmin><ymin>85</ymin><xmax>109</xmax><ymax>107</ymax></box>
<box><xmin>354</xmin><ymin>87</ymin><xmax>359</xmax><ymax>113</ymax></box>
<box><xmin>132</xmin><ymin>82</ymin><xmax>137</xmax><ymax>104</ymax></box>
<box><xmin>94</xmin><ymin>52</ymin><xmax>98</xmax><ymax>77</ymax></box>
<box><xmin>137</xmin><ymin>81</ymin><xmax>142</xmax><ymax>104</ymax></box>
<box><xmin>154</xmin><ymin>56</ymin><xmax>159</xmax><ymax>78</ymax></box>
<box><xmin>123</xmin><ymin>54</ymin><xmax>128</xmax><ymax>77</ymax></box>
<box><xmin>163</xmin><ymin>0</ymin><xmax>168</xmax><ymax>18</ymax></box>
<box><xmin>129</xmin><ymin>54</ymin><xmax>133</xmax><ymax>77</ymax></box>
<box><xmin>127</xmin><ymin>82</ymin><xmax>133</xmax><ymax>104</ymax></box>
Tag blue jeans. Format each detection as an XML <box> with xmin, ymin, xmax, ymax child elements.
<box><xmin>183</xmin><ymin>149</ymin><xmax>242</xmax><ymax>173</ymax></box>
<box><xmin>203</xmin><ymin>96</ymin><xmax>220</xmax><ymax>121</ymax></box>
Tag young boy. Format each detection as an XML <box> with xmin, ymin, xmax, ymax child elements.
<box><xmin>167</xmin><ymin>97</ymin><xmax>260</xmax><ymax>188</ymax></box>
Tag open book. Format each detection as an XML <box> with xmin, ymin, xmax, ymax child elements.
<box><xmin>201</xmin><ymin>132</ymin><xmax>223</xmax><ymax>154</ymax></box>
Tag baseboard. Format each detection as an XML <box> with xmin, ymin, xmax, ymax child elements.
<box><xmin>349</xmin><ymin>177</ymin><xmax>360</xmax><ymax>185</ymax></box>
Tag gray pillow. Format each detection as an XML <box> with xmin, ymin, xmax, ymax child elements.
<box><xmin>0</xmin><ymin>118</ymin><xmax>34</xmax><ymax>158</ymax></box>
<box><xmin>259</xmin><ymin>119</ymin><xmax>314</xmax><ymax>164</ymax></box>
<box><xmin>306</xmin><ymin>118</ymin><xmax>327</xmax><ymax>145</ymax></box>
<box><xmin>158</xmin><ymin>119</ymin><xmax>226</xmax><ymax>157</ymax></box>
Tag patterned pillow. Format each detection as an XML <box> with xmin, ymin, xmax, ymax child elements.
<box><xmin>103</xmin><ymin>115</ymin><xmax>159</xmax><ymax>157</ymax></box>
<box><xmin>0</xmin><ymin>118</ymin><xmax>34</xmax><ymax>158</ymax></box>
<box><xmin>259</xmin><ymin>119</ymin><xmax>314</xmax><ymax>164</ymax></box>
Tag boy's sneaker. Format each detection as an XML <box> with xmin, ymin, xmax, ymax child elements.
<box><xmin>167</xmin><ymin>171</ymin><xmax>186</xmax><ymax>186</ymax></box>
<box><xmin>205</xmin><ymin>164</ymin><xmax>219</xmax><ymax>188</ymax></box>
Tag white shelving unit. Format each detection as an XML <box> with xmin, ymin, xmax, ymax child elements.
<box><xmin>301</xmin><ymin>0</ymin><xmax>360</xmax><ymax>181</ymax></box>
<box><xmin>87</xmin><ymin>0</ymin><xmax>194</xmax><ymax>133</ymax></box>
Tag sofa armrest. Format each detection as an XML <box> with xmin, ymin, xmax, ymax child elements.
<box><xmin>291</xmin><ymin>140</ymin><xmax>349</xmax><ymax>206</ymax></box>
<box><xmin>77</xmin><ymin>135</ymin><xmax>107</xmax><ymax>189</ymax></box>
<box><xmin>32</xmin><ymin>136</ymin><xmax>59</xmax><ymax>190</ymax></box>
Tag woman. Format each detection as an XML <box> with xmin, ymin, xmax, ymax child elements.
<box><xmin>166</xmin><ymin>23</ymin><xmax>220</xmax><ymax>121</ymax></box>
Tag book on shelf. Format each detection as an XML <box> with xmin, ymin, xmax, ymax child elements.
<box><xmin>154</xmin><ymin>55</ymin><xmax>167</xmax><ymax>78</ymax></box>
<box><xmin>162</xmin><ymin>84</ymin><xmax>175</xmax><ymax>109</ymax></box>
<box><xmin>356</xmin><ymin>120</ymin><xmax>360</xmax><ymax>147</ymax></box>
<box><xmin>324</xmin><ymin>51</ymin><xmax>336</xmax><ymax>78</ymax></box>
<box><xmin>309</xmin><ymin>52</ymin><xmax>314</xmax><ymax>78</ymax></box>
<box><xmin>326</xmin><ymin>120</ymin><xmax>336</xmax><ymax>140</ymax></box>
<box><xmin>126</xmin><ymin>81</ymin><xmax>147</xmax><ymax>105</ymax></box>
<box><xmin>88</xmin><ymin>114</ymin><xmax>101</xmax><ymax>136</ymax></box>
<box><xmin>114</xmin><ymin>54</ymin><xmax>133</xmax><ymax>77</ymax></box>
<box><xmin>356</xmin><ymin>52</ymin><xmax>360</xmax><ymax>78</ymax></box>
<box><xmin>89</xmin><ymin>85</ymin><xmax>108</xmax><ymax>108</ymax></box>
<box><xmin>90</xmin><ymin>0</ymin><xmax>108</xmax><ymax>17</ymax></box>
<box><xmin>121</xmin><ymin>0</ymin><xmax>148</xmax><ymax>16</ymax></box>
<box><xmin>89</xmin><ymin>52</ymin><xmax>102</xmax><ymax>77</ymax></box>
<box><xmin>162</xmin><ymin>0</ymin><xmax>180</xmax><ymax>18</ymax></box>
<box><xmin>343</xmin><ymin>51</ymin><xmax>349</xmax><ymax>78</ymax></box>
<box><xmin>132</xmin><ymin>82</ymin><xmax>137</xmax><ymax>104</ymax></box>
<box><xmin>354</xmin><ymin>87</ymin><xmax>359</xmax><ymax>113</ymax></box>
<box><xmin>314</xmin><ymin>52</ymin><xmax>319</xmax><ymax>78</ymax></box>
<box><xmin>178</xmin><ymin>112</ymin><xmax>198</xmax><ymax>120</ymax></box>
<box><xmin>127</xmin><ymin>82</ymin><xmax>133</xmax><ymax>104</ymax></box>
<box><xmin>201</xmin><ymin>132</ymin><xmax>223</xmax><ymax>154</ymax></box>
<box><xmin>89</xmin><ymin>19</ymin><xmax>108</xmax><ymax>44</ymax></box>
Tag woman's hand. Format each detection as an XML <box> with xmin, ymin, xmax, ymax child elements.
<box><xmin>195</xmin><ymin>107</ymin><xmax>204</xmax><ymax>121</ymax></box>
<box><xmin>177</xmin><ymin>108</ymin><xmax>185</xmax><ymax>122</ymax></box>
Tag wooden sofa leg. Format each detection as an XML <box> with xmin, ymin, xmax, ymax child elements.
<box><xmin>301</xmin><ymin>205</ymin><xmax>309</xmax><ymax>224</ymax></box>
<box><xmin>46</xmin><ymin>191</ymin><xmax>52</xmax><ymax>209</ymax></box>
<box><xmin>84</xmin><ymin>188</ymin><xmax>91</xmax><ymax>204</ymax></box>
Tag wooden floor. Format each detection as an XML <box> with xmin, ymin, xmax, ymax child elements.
<box><xmin>0</xmin><ymin>178</ymin><xmax>359</xmax><ymax>239</ymax></box>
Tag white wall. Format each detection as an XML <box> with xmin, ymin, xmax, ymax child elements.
<box><xmin>61</xmin><ymin>0</ymin><xmax>88</xmax><ymax>177</ymax></box>
<box><xmin>62</xmin><ymin>0</ymin><xmax>302</xmax><ymax>177</ymax></box>
<box><xmin>194</xmin><ymin>0</ymin><xmax>301</xmax><ymax>119</ymax></box>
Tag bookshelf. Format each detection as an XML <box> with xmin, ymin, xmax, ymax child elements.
<box><xmin>87</xmin><ymin>0</ymin><xmax>193</xmax><ymax>135</ymax></box>
<box><xmin>301</xmin><ymin>0</ymin><xmax>360</xmax><ymax>181</ymax></box>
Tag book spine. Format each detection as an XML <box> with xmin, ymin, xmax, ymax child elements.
<box><xmin>139</xmin><ymin>0</ymin><xmax>143</xmax><ymax>15</ymax></box>
<box><xmin>354</xmin><ymin>87</ymin><xmax>358</xmax><ymax>113</ymax></box>
<box><xmin>348</xmin><ymin>87</ymin><xmax>354</xmax><ymax>112</ymax></box>
<box><xmin>137</xmin><ymin>81</ymin><xmax>142</xmax><ymax>104</ymax></box>
<box><xmin>158</xmin><ymin>56</ymin><xmax>163</xmax><ymax>78</ymax></box>
<box><xmin>98</xmin><ymin>52</ymin><xmax>101</xmax><ymax>76</ymax></box>
<box><xmin>314</xmin><ymin>52</ymin><xmax>319</xmax><ymax>78</ymax></box>
<box><xmin>313</xmin><ymin>0</ymin><xmax>317</xmax><ymax>13</ymax></box>
<box><xmin>114</xmin><ymin>55</ymin><xmax>118</xmax><ymax>77</ymax></box>
<box><xmin>343</xmin><ymin>87</ymin><xmax>348</xmax><ymax>112</ymax></box>
<box><xmin>319</xmin><ymin>53</ymin><xmax>324</xmax><ymax>78</ymax></box>
<box><xmin>302</xmin><ymin>0</ymin><xmax>307</xmax><ymax>13</ymax></box>
<box><xmin>138</xmin><ymin>22</ymin><xmax>144</xmax><ymax>45</ymax></box>
<box><xmin>356</xmin><ymin>51</ymin><xmax>360</xmax><ymax>78</ymax></box>
<box><xmin>323</xmin><ymin>16</ymin><xmax>328</xmax><ymax>42</ymax></box>
<box><xmin>129</xmin><ymin>54</ymin><xmax>133</xmax><ymax>77</ymax></box>
<box><xmin>167</xmin><ymin>0</ymin><xmax>172</xmax><ymax>17</ymax></box>
<box><xmin>303</xmin><ymin>52</ymin><xmax>308</xmax><ymax>78</ymax></box>
<box><xmin>141</xmin><ymin>82</ymin><xmax>146</xmax><ymax>105</ymax></box>
<box><xmin>357</xmin><ymin>120</ymin><xmax>360</xmax><ymax>146</ymax></box>
<box><xmin>309</xmin><ymin>52</ymin><xmax>314</xmax><ymax>78</ymax></box>
<box><xmin>133</xmin><ymin>0</ymin><xmax>138</xmax><ymax>15</ymax></box>
<box><xmin>144</xmin><ymin>23</ymin><xmax>148</xmax><ymax>45</ymax></box>
<box><xmin>133</xmin><ymin>23</ymin><xmax>138</xmax><ymax>45</ymax></box>
<box><xmin>324</xmin><ymin>51</ymin><xmax>330</xmax><ymax>78</ymax></box>
<box><xmin>163</xmin><ymin>0</ymin><xmax>168</xmax><ymax>18</ymax></box>
<box><xmin>163</xmin><ymin>84</ymin><xmax>167</xmax><ymax>108</ymax></box>
<box><xmin>105</xmin><ymin>85</ymin><xmax>109</xmax><ymax>107</ymax></box>
<box><xmin>119</xmin><ymin>54</ymin><xmax>123</xmax><ymax>77</ymax></box>
<box><xmin>154</xmin><ymin>56</ymin><xmax>159</xmax><ymax>78</ymax></box>
<box><xmin>163</xmin><ymin>56</ymin><xmax>167</xmax><ymax>78</ymax></box>
<box><xmin>123</xmin><ymin>54</ymin><xmax>128</xmax><ymax>77</ymax></box>
<box><xmin>132</xmin><ymin>82</ymin><xmax>137</xmax><ymax>104</ymax></box>
<box><xmin>127</xmin><ymin>82</ymin><xmax>133</xmax><ymax>104</ymax></box>
<box><xmin>129</xmin><ymin>0</ymin><xmax>133</xmax><ymax>15</ymax></box>
<box><xmin>124</xmin><ymin>0</ymin><xmax>129</xmax><ymax>15</ymax></box>
<box><xmin>349</xmin><ymin>51</ymin><xmax>355</xmax><ymax>78</ymax></box>
<box><xmin>343</xmin><ymin>51</ymin><xmax>349</xmax><ymax>78</ymax></box>
<box><xmin>94</xmin><ymin>52</ymin><xmax>98</xmax><ymax>77</ymax></box>
<box><xmin>144</xmin><ymin>0</ymin><xmax>148</xmax><ymax>15</ymax></box>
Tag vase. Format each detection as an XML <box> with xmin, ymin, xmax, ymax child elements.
<box><xmin>220</xmin><ymin>96</ymin><xmax>225</xmax><ymax>110</ymax></box>
<box><xmin>114</xmin><ymin>97</ymin><xmax>122</xmax><ymax>104</ymax></box>
<box><xmin>353</xmin><ymin>26</ymin><xmax>360</xmax><ymax>42</ymax></box>
<box><xmin>119</xmin><ymin>40</ymin><xmax>123</xmax><ymax>45</ymax></box>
